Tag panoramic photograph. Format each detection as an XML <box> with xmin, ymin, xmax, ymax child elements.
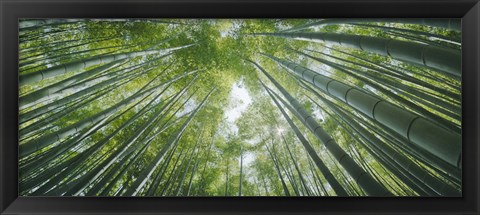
<box><xmin>18</xmin><ymin>19</ymin><xmax>461</xmax><ymax>197</ymax></box>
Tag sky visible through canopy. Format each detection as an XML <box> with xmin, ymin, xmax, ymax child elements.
<box><xmin>18</xmin><ymin>19</ymin><xmax>462</xmax><ymax>197</ymax></box>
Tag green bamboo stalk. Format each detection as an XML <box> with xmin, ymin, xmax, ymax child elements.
<box><xmin>19</xmin><ymin>70</ymin><xmax>197</xmax><ymax>157</ymax></box>
<box><xmin>250</xmin><ymin>59</ymin><xmax>392</xmax><ymax>196</ymax></box>
<box><xmin>19</xmin><ymin>59</ymin><xmax>126</xmax><ymax>108</ymax></box>
<box><xmin>304</xmin><ymin>48</ymin><xmax>461</xmax><ymax>102</ymax></box>
<box><xmin>256</xmin><ymin>32</ymin><xmax>461</xmax><ymax>78</ymax></box>
<box><xmin>23</xmin><ymin>90</ymin><xmax>166</xmax><ymax>194</ymax></box>
<box><xmin>123</xmin><ymin>88</ymin><xmax>215</xmax><ymax>196</ymax></box>
<box><xmin>314</xmin><ymin>92</ymin><xmax>460</xmax><ymax>196</ymax></box>
<box><xmin>294</xmin><ymin>49</ymin><xmax>461</xmax><ymax>132</ymax></box>
<box><xmin>65</xmin><ymin>77</ymin><xmax>198</xmax><ymax>195</ymax></box>
<box><xmin>20</xmin><ymin>44</ymin><xmax>194</xmax><ymax>85</ymax></box>
<box><xmin>146</xmin><ymin>136</ymin><xmax>183</xmax><ymax>196</ymax></box>
<box><xmin>263</xmin><ymin>54</ymin><xmax>461</xmax><ymax>169</ymax></box>
<box><xmin>297</xmin><ymin>80</ymin><xmax>460</xmax><ymax>183</ymax></box>
<box><xmin>282</xmin><ymin>135</ymin><xmax>312</xmax><ymax>196</ymax></box>
<box><xmin>352</xmin><ymin>23</ymin><xmax>461</xmax><ymax>44</ymax></box>
<box><xmin>283</xmin><ymin>18</ymin><xmax>461</xmax><ymax>32</ymax></box>
<box><xmin>175</xmin><ymin>125</ymin><xmax>204</xmax><ymax>196</ymax></box>
<box><xmin>265</xmin><ymin>142</ymin><xmax>291</xmax><ymax>196</ymax></box>
<box><xmin>264</xmin><ymin>85</ymin><xmax>348</xmax><ymax>196</ymax></box>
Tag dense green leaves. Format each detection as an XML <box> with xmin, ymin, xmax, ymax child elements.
<box><xmin>19</xmin><ymin>19</ymin><xmax>461</xmax><ymax>196</ymax></box>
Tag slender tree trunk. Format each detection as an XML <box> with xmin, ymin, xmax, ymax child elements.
<box><xmin>20</xmin><ymin>43</ymin><xmax>194</xmax><ymax>85</ymax></box>
<box><xmin>159</xmin><ymin>147</ymin><xmax>187</xmax><ymax>196</ymax></box>
<box><xmin>30</xmin><ymin>90</ymin><xmax>170</xmax><ymax>195</ymax></box>
<box><xmin>261</xmin><ymin>55</ymin><xmax>461</xmax><ymax>169</ymax></box>
<box><xmin>264</xmin><ymin>85</ymin><xmax>348</xmax><ymax>196</ymax></box>
<box><xmin>225</xmin><ymin>162</ymin><xmax>229</xmax><ymax>196</ymax></box>
<box><xmin>282</xmin><ymin>135</ymin><xmax>312</xmax><ymax>196</ymax></box>
<box><xmin>195</xmin><ymin>130</ymin><xmax>216</xmax><ymax>195</ymax></box>
<box><xmin>146</xmin><ymin>138</ymin><xmax>182</xmax><ymax>196</ymax></box>
<box><xmin>20</xmin><ymin>70</ymin><xmax>196</xmax><ymax>157</ymax></box>
<box><xmin>250</xmin><ymin>60</ymin><xmax>392</xmax><ymax>196</ymax></box>
<box><xmin>175</xmin><ymin>126</ymin><xmax>203</xmax><ymax>196</ymax></box>
<box><xmin>265</xmin><ymin>142</ymin><xmax>291</xmax><ymax>196</ymax></box>
<box><xmin>19</xmin><ymin>59</ymin><xmax>126</xmax><ymax>108</ymax></box>
<box><xmin>352</xmin><ymin>23</ymin><xmax>461</xmax><ymax>43</ymax></box>
<box><xmin>239</xmin><ymin>148</ymin><xmax>243</xmax><ymax>196</ymax></box>
<box><xmin>305</xmin><ymin>48</ymin><xmax>460</xmax><ymax>101</ymax></box>
<box><xmin>123</xmin><ymin>88</ymin><xmax>215</xmax><ymax>196</ymax></box>
<box><xmin>283</xmin><ymin>18</ymin><xmax>461</xmax><ymax>32</ymax></box>
<box><xmin>320</xmin><ymin>97</ymin><xmax>461</xmax><ymax>196</ymax></box>
<box><xmin>255</xmin><ymin>32</ymin><xmax>461</xmax><ymax>78</ymax></box>
<box><xmin>294</xmin><ymin>49</ymin><xmax>461</xmax><ymax>133</ymax></box>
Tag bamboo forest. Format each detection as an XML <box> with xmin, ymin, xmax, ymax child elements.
<box><xmin>18</xmin><ymin>19</ymin><xmax>462</xmax><ymax>197</ymax></box>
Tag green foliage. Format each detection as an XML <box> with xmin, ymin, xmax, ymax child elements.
<box><xmin>18</xmin><ymin>19</ymin><xmax>461</xmax><ymax>197</ymax></box>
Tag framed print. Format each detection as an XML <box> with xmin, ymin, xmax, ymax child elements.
<box><xmin>1</xmin><ymin>0</ymin><xmax>479</xmax><ymax>214</ymax></box>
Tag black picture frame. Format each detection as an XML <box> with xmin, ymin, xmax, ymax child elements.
<box><xmin>1</xmin><ymin>0</ymin><xmax>479</xmax><ymax>214</ymax></box>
